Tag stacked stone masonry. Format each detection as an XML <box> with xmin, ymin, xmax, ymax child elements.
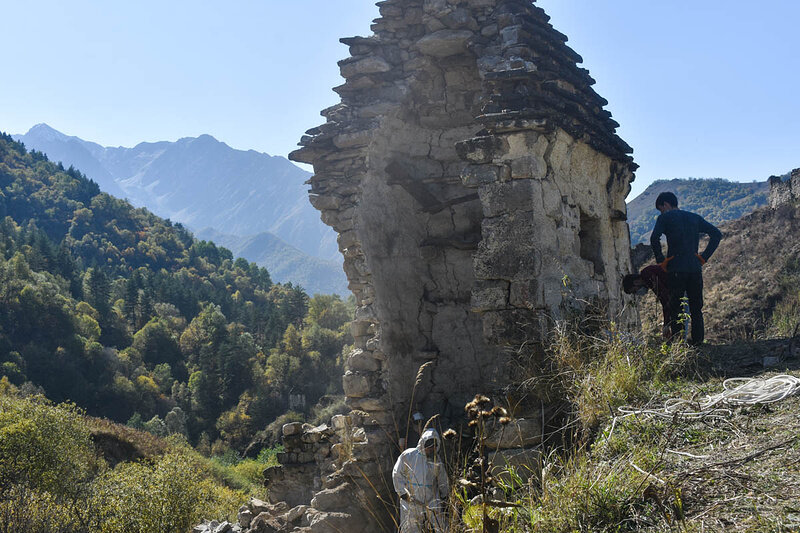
<box><xmin>768</xmin><ymin>168</ymin><xmax>800</xmax><ymax>208</ymax></box>
<box><xmin>279</xmin><ymin>1</ymin><xmax>637</xmax><ymax>531</ymax></box>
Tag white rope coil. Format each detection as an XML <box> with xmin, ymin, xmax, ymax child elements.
<box><xmin>618</xmin><ymin>374</ymin><xmax>800</xmax><ymax>420</ymax></box>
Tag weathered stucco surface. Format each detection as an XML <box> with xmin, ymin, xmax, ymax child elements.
<box><xmin>264</xmin><ymin>1</ymin><xmax>638</xmax><ymax>531</ymax></box>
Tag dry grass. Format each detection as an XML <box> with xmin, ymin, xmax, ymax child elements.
<box><xmin>449</xmin><ymin>312</ymin><xmax>800</xmax><ymax>532</ymax></box>
<box><xmin>702</xmin><ymin>203</ymin><xmax>800</xmax><ymax>341</ymax></box>
<box><xmin>597</xmin><ymin>369</ymin><xmax>800</xmax><ymax>532</ymax></box>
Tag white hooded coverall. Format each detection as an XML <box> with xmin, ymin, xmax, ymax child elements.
<box><xmin>392</xmin><ymin>428</ymin><xmax>449</xmax><ymax>533</ymax></box>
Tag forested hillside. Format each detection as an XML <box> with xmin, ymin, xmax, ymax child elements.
<box><xmin>196</xmin><ymin>228</ymin><xmax>349</xmax><ymax>296</ymax></box>
<box><xmin>14</xmin><ymin>124</ymin><xmax>339</xmax><ymax>261</ymax></box>
<box><xmin>14</xmin><ymin>123</ymin><xmax>346</xmax><ymax>295</ymax></box>
<box><xmin>0</xmin><ymin>132</ymin><xmax>350</xmax><ymax>455</ymax></box>
<box><xmin>627</xmin><ymin>177</ymin><xmax>769</xmax><ymax>244</ymax></box>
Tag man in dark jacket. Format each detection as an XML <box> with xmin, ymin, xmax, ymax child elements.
<box><xmin>650</xmin><ymin>192</ymin><xmax>722</xmax><ymax>345</ymax></box>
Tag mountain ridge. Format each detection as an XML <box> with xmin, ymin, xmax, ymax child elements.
<box><xmin>14</xmin><ymin>124</ymin><xmax>335</xmax><ymax>258</ymax></box>
<box><xmin>14</xmin><ymin>123</ymin><xmax>344</xmax><ymax>294</ymax></box>
<box><xmin>195</xmin><ymin>227</ymin><xmax>348</xmax><ymax>296</ymax></box>
<box><xmin>626</xmin><ymin>176</ymin><xmax>770</xmax><ymax>244</ymax></box>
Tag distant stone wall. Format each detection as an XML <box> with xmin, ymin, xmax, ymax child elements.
<box><xmin>769</xmin><ymin>168</ymin><xmax>800</xmax><ymax>208</ymax></box>
<box><xmin>277</xmin><ymin>1</ymin><xmax>637</xmax><ymax>531</ymax></box>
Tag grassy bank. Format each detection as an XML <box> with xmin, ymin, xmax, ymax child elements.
<box><xmin>445</xmin><ymin>317</ymin><xmax>800</xmax><ymax>532</ymax></box>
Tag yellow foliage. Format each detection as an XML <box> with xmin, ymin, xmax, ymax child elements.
<box><xmin>135</xmin><ymin>375</ymin><xmax>159</xmax><ymax>395</ymax></box>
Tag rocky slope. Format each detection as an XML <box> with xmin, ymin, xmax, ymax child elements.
<box><xmin>702</xmin><ymin>200</ymin><xmax>800</xmax><ymax>340</ymax></box>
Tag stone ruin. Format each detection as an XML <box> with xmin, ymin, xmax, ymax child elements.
<box><xmin>261</xmin><ymin>1</ymin><xmax>639</xmax><ymax>531</ymax></box>
<box><xmin>768</xmin><ymin>168</ymin><xmax>800</xmax><ymax>208</ymax></box>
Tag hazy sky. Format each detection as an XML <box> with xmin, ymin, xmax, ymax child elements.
<box><xmin>2</xmin><ymin>1</ymin><xmax>798</xmax><ymax>198</ymax></box>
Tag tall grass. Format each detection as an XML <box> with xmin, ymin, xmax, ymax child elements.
<box><xmin>446</xmin><ymin>315</ymin><xmax>695</xmax><ymax>533</ymax></box>
<box><xmin>545</xmin><ymin>322</ymin><xmax>691</xmax><ymax>435</ymax></box>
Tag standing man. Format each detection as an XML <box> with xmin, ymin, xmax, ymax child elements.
<box><xmin>392</xmin><ymin>428</ymin><xmax>449</xmax><ymax>533</ymax></box>
<box><xmin>650</xmin><ymin>192</ymin><xmax>722</xmax><ymax>345</ymax></box>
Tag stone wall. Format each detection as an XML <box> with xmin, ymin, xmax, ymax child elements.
<box><xmin>769</xmin><ymin>168</ymin><xmax>800</xmax><ymax>208</ymax></box>
<box><xmin>273</xmin><ymin>1</ymin><xmax>637</xmax><ymax>531</ymax></box>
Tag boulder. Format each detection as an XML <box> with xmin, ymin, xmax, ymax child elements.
<box><xmin>238</xmin><ymin>506</ymin><xmax>253</xmax><ymax>529</ymax></box>
<box><xmin>339</xmin><ymin>56</ymin><xmax>392</xmax><ymax>78</ymax></box>
<box><xmin>287</xmin><ymin>504</ymin><xmax>309</xmax><ymax>524</ymax></box>
<box><xmin>249</xmin><ymin>498</ymin><xmax>288</xmax><ymax>517</ymax></box>
<box><xmin>213</xmin><ymin>522</ymin><xmax>232</xmax><ymax>533</ymax></box>
<box><xmin>306</xmin><ymin>510</ymin><xmax>357</xmax><ymax>533</ymax></box>
<box><xmin>248</xmin><ymin>512</ymin><xmax>284</xmax><ymax>533</ymax></box>
<box><xmin>283</xmin><ymin>422</ymin><xmax>304</xmax><ymax>437</ymax></box>
<box><xmin>310</xmin><ymin>483</ymin><xmax>353</xmax><ymax>512</ymax></box>
<box><xmin>192</xmin><ymin>522</ymin><xmax>211</xmax><ymax>533</ymax></box>
<box><xmin>342</xmin><ymin>371</ymin><xmax>371</xmax><ymax>397</ymax></box>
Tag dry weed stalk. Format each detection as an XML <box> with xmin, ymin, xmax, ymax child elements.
<box><xmin>460</xmin><ymin>394</ymin><xmax>511</xmax><ymax>533</ymax></box>
<box><xmin>404</xmin><ymin>361</ymin><xmax>433</xmax><ymax>446</ymax></box>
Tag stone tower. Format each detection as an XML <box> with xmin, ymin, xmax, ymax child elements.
<box><xmin>768</xmin><ymin>168</ymin><xmax>800</xmax><ymax>208</ymax></box>
<box><xmin>272</xmin><ymin>0</ymin><xmax>637</xmax><ymax>530</ymax></box>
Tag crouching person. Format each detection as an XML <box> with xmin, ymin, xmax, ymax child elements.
<box><xmin>392</xmin><ymin>428</ymin><xmax>449</xmax><ymax>533</ymax></box>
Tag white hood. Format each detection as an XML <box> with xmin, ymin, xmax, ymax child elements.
<box><xmin>415</xmin><ymin>427</ymin><xmax>442</xmax><ymax>453</ymax></box>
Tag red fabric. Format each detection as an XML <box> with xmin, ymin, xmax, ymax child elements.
<box><xmin>640</xmin><ymin>265</ymin><xmax>671</xmax><ymax>325</ymax></box>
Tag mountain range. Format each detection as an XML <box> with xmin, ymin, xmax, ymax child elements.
<box><xmin>14</xmin><ymin>124</ymin><xmax>347</xmax><ymax>295</ymax></box>
<box><xmin>626</xmin><ymin>177</ymin><xmax>770</xmax><ymax>244</ymax></box>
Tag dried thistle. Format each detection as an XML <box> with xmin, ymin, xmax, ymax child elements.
<box><xmin>443</xmin><ymin>428</ymin><xmax>457</xmax><ymax>440</ymax></box>
<box><xmin>468</xmin><ymin>419</ymin><xmax>479</xmax><ymax>428</ymax></box>
<box><xmin>498</xmin><ymin>416</ymin><xmax>511</xmax><ymax>425</ymax></box>
<box><xmin>474</xmin><ymin>394</ymin><xmax>492</xmax><ymax>408</ymax></box>
<box><xmin>479</xmin><ymin>410</ymin><xmax>492</xmax><ymax>418</ymax></box>
<box><xmin>491</xmin><ymin>406</ymin><xmax>508</xmax><ymax>418</ymax></box>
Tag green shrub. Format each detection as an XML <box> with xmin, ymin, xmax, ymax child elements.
<box><xmin>0</xmin><ymin>395</ymin><xmax>97</xmax><ymax>495</ymax></box>
<box><xmin>89</xmin><ymin>451</ymin><xmax>241</xmax><ymax>532</ymax></box>
<box><xmin>256</xmin><ymin>444</ymin><xmax>284</xmax><ymax>466</ymax></box>
<box><xmin>0</xmin><ymin>389</ymin><xmax>248</xmax><ymax>532</ymax></box>
<box><xmin>0</xmin><ymin>485</ymin><xmax>84</xmax><ymax>533</ymax></box>
<box><xmin>0</xmin><ymin>393</ymin><xmax>98</xmax><ymax>532</ymax></box>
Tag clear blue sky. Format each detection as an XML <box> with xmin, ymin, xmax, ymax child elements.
<box><xmin>2</xmin><ymin>1</ymin><xmax>798</xmax><ymax>198</ymax></box>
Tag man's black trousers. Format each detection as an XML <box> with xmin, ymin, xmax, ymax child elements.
<box><xmin>668</xmin><ymin>271</ymin><xmax>704</xmax><ymax>344</ymax></box>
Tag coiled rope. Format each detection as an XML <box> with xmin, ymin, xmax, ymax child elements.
<box><xmin>617</xmin><ymin>374</ymin><xmax>800</xmax><ymax>420</ymax></box>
